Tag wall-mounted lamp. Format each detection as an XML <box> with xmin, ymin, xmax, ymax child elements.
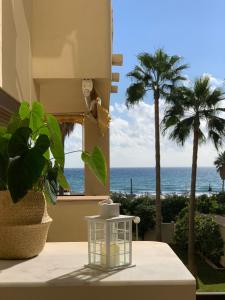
<box><xmin>82</xmin><ymin>79</ymin><xmax>93</xmax><ymax>110</ymax></box>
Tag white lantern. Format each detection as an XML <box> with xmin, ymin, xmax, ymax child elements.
<box><xmin>85</xmin><ymin>199</ymin><xmax>135</xmax><ymax>271</ymax></box>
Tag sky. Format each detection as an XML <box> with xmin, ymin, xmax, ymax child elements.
<box><xmin>65</xmin><ymin>0</ymin><xmax>225</xmax><ymax>168</ymax></box>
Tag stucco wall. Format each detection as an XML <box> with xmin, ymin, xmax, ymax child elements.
<box><xmin>32</xmin><ymin>0</ymin><xmax>112</xmax><ymax>80</ymax></box>
<box><xmin>84</xmin><ymin>118</ymin><xmax>110</xmax><ymax>196</ymax></box>
<box><xmin>47</xmin><ymin>197</ymin><xmax>102</xmax><ymax>242</ymax></box>
<box><xmin>1</xmin><ymin>0</ymin><xmax>37</xmax><ymax>102</ymax></box>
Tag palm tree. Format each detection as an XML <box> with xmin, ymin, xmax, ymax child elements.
<box><xmin>126</xmin><ymin>49</ymin><xmax>188</xmax><ymax>241</ymax></box>
<box><xmin>59</xmin><ymin>122</ymin><xmax>75</xmax><ymax>195</ymax></box>
<box><xmin>60</xmin><ymin>122</ymin><xmax>75</xmax><ymax>147</ymax></box>
<box><xmin>214</xmin><ymin>151</ymin><xmax>225</xmax><ymax>192</ymax></box>
<box><xmin>163</xmin><ymin>76</ymin><xmax>225</xmax><ymax>276</ymax></box>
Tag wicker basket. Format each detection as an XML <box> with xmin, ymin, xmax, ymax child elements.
<box><xmin>0</xmin><ymin>190</ymin><xmax>52</xmax><ymax>259</ymax></box>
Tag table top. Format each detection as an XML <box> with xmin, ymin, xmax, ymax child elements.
<box><xmin>0</xmin><ymin>242</ymin><xmax>195</xmax><ymax>287</ymax></box>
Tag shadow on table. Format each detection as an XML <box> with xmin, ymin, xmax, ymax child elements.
<box><xmin>0</xmin><ymin>258</ymin><xmax>32</xmax><ymax>272</ymax></box>
<box><xmin>48</xmin><ymin>267</ymin><xmax>122</xmax><ymax>285</ymax></box>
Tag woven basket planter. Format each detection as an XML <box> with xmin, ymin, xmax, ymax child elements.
<box><xmin>0</xmin><ymin>190</ymin><xmax>52</xmax><ymax>259</ymax></box>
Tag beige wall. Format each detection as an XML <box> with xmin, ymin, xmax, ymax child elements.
<box><xmin>39</xmin><ymin>79</ymin><xmax>87</xmax><ymax>114</ymax></box>
<box><xmin>32</xmin><ymin>0</ymin><xmax>112</xmax><ymax>114</ymax></box>
<box><xmin>0</xmin><ymin>0</ymin><xmax>112</xmax><ymax>108</ymax></box>
<box><xmin>32</xmin><ymin>0</ymin><xmax>112</xmax><ymax>80</ymax></box>
<box><xmin>1</xmin><ymin>0</ymin><xmax>37</xmax><ymax>102</ymax></box>
<box><xmin>47</xmin><ymin>197</ymin><xmax>103</xmax><ymax>242</ymax></box>
<box><xmin>84</xmin><ymin>118</ymin><xmax>110</xmax><ymax>196</ymax></box>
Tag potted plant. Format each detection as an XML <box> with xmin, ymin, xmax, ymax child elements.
<box><xmin>0</xmin><ymin>101</ymin><xmax>106</xmax><ymax>259</ymax></box>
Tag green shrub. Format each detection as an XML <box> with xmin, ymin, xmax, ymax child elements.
<box><xmin>197</xmin><ymin>194</ymin><xmax>219</xmax><ymax>214</ymax></box>
<box><xmin>111</xmin><ymin>192</ymin><xmax>155</xmax><ymax>240</ymax></box>
<box><xmin>195</xmin><ymin>215</ymin><xmax>224</xmax><ymax>263</ymax></box>
<box><xmin>174</xmin><ymin>209</ymin><xmax>224</xmax><ymax>264</ymax></box>
<box><xmin>161</xmin><ymin>195</ymin><xmax>188</xmax><ymax>222</ymax></box>
<box><xmin>110</xmin><ymin>192</ymin><xmax>135</xmax><ymax>215</ymax></box>
<box><xmin>131</xmin><ymin>202</ymin><xmax>155</xmax><ymax>240</ymax></box>
<box><xmin>214</xmin><ymin>192</ymin><xmax>225</xmax><ymax>205</ymax></box>
<box><xmin>196</xmin><ymin>194</ymin><xmax>225</xmax><ymax>215</ymax></box>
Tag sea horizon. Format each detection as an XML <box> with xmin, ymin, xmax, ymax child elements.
<box><xmin>64</xmin><ymin>167</ymin><xmax>222</xmax><ymax>195</ymax></box>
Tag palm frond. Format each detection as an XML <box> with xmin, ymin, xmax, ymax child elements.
<box><xmin>206</xmin><ymin>88</ymin><xmax>225</xmax><ymax>107</ymax></box>
<box><xmin>194</xmin><ymin>76</ymin><xmax>210</xmax><ymax>100</ymax></box>
<box><xmin>137</xmin><ymin>52</ymin><xmax>155</xmax><ymax>71</ymax></box>
<box><xmin>168</xmin><ymin>117</ymin><xmax>194</xmax><ymax>145</ymax></box>
<box><xmin>198</xmin><ymin>128</ymin><xmax>206</xmax><ymax>144</ymax></box>
<box><xmin>126</xmin><ymin>49</ymin><xmax>188</xmax><ymax>105</ymax></box>
<box><xmin>208</xmin><ymin>116</ymin><xmax>225</xmax><ymax>136</ymax></box>
<box><xmin>126</xmin><ymin>82</ymin><xmax>146</xmax><ymax>108</ymax></box>
<box><xmin>209</xmin><ymin>130</ymin><xmax>223</xmax><ymax>150</ymax></box>
<box><xmin>163</xmin><ymin>75</ymin><xmax>225</xmax><ymax>150</ymax></box>
<box><xmin>60</xmin><ymin>123</ymin><xmax>75</xmax><ymax>142</ymax></box>
<box><xmin>214</xmin><ymin>151</ymin><xmax>225</xmax><ymax>170</ymax></box>
<box><xmin>127</xmin><ymin>70</ymin><xmax>145</xmax><ymax>82</ymax></box>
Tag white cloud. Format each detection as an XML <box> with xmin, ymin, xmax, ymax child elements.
<box><xmin>64</xmin><ymin>124</ymin><xmax>83</xmax><ymax>168</ymax></box>
<box><xmin>110</xmin><ymin>100</ymin><xmax>223</xmax><ymax>167</ymax></box>
<box><xmin>203</xmin><ymin>73</ymin><xmax>224</xmax><ymax>89</ymax></box>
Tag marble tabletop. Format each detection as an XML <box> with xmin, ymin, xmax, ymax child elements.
<box><xmin>0</xmin><ymin>241</ymin><xmax>195</xmax><ymax>287</ymax></box>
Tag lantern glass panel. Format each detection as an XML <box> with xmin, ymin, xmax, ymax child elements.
<box><xmin>89</xmin><ymin>221</ymin><xmax>106</xmax><ymax>267</ymax></box>
<box><xmin>87</xmin><ymin>216</ymin><xmax>133</xmax><ymax>270</ymax></box>
<box><xmin>108</xmin><ymin>220</ymin><xmax>131</xmax><ymax>268</ymax></box>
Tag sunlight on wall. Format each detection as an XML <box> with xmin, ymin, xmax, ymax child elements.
<box><xmin>64</xmin><ymin>124</ymin><xmax>84</xmax><ymax>194</ymax></box>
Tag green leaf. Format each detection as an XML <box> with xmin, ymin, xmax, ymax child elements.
<box><xmin>0</xmin><ymin>153</ymin><xmax>9</xmax><ymax>189</ymax></box>
<box><xmin>7</xmin><ymin>112</ymin><xmax>29</xmax><ymax>134</ymax></box>
<box><xmin>47</xmin><ymin>114</ymin><xmax>64</xmax><ymax>168</ymax></box>
<box><xmin>44</xmin><ymin>166</ymin><xmax>59</xmax><ymax>205</ymax></box>
<box><xmin>8</xmin><ymin>127</ymin><xmax>31</xmax><ymax>157</ymax></box>
<box><xmin>38</xmin><ymin>125</ymin><xmax>50</xmax><ymax>137</ymax></box>
<box><xmin>0</xmin><ymin>135</ymin><xmax>9</xmax><ymax>188</ymax></box>
<box><xmin>7</xmin><ymin>113</ymin><xmax>21</xmax><ymax>134</ymax></box>
<box><xmin>81</xmin><ymin>146</ymin><xmax>107</xmax><ymax>186</ymax></box>
<box><xmin>0</xmin><ymin>135</ymin><xmax>9</xmax><ymax>155</ymax></box>
<box><xmin>19</xmin><ymin>102</ymin><xmax>30</xmax><ymax>120</ymax></box>
<box><xmin>34</xmin><ymin>135</ymin><xmax>50</xmax><ymax>155</ymax></box>
<box><xmin>7</xmin><ymin>157</ymin><xmax>32</xmax><ymax>202</ymax></box>
<box><xmin>43</xmin><ymin>149</ymin><xmax>50</xmax><ymax>160</ymax></box>
<box><xmin>44</xmin><ymin>179</ymin><xmax>57</xmax><ymax>205</ymax></box>
<box><xmin>30</xmin><ymin>101</ymin><xmax>44</xmax><ymax>132</ymax></box>
<box><xmin>57</xmin><ymin>168</ymin><xmax>70</xmax><ymax>190</ymax></box>
<box><xmin>0</xmin><ymin>126</ymin><xmax>7</xmax><ymax>136</ymax></box>
<box><xmin>8</xmin><ymin>148</ymin><xmax>46</xmax><ymax>203</ymax></box>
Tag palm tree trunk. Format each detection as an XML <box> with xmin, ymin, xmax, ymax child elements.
<box><xmin>188</xmin><ymin>129</ymin><xmax>199</xmax><ymax>278</ymax></box>
<box><xmin>154</xmin><ymin>96</ymin><xmax>162</xmax><ymax>241</ymax></box>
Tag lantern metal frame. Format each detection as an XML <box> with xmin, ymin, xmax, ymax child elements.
<box><xmin>85</xmin><ymin>215</ymin><xmax>135</xmax><ymax>271</ymax></box>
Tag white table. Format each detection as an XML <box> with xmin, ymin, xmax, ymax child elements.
<box><xmin>0</xmin><ymin>242</ymin><xmax>196</xmax><ymax>300</ymax></box>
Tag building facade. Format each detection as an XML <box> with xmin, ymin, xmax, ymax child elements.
<box><xmin>0</xmin><ymin>0</ymin><xmax>122</xmax><ymax>195</ymax></box>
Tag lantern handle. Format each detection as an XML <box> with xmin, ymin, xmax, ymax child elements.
<box><xmin>99</xmin><ymin>197</ymin><xmax>113</xmax><ymax>205</ymax></box>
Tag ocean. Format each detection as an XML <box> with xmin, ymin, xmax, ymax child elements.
<box><xmin>64</xmin><ymin>167</ymin><xmax>223</xmax><ymax>195</ymax></box>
